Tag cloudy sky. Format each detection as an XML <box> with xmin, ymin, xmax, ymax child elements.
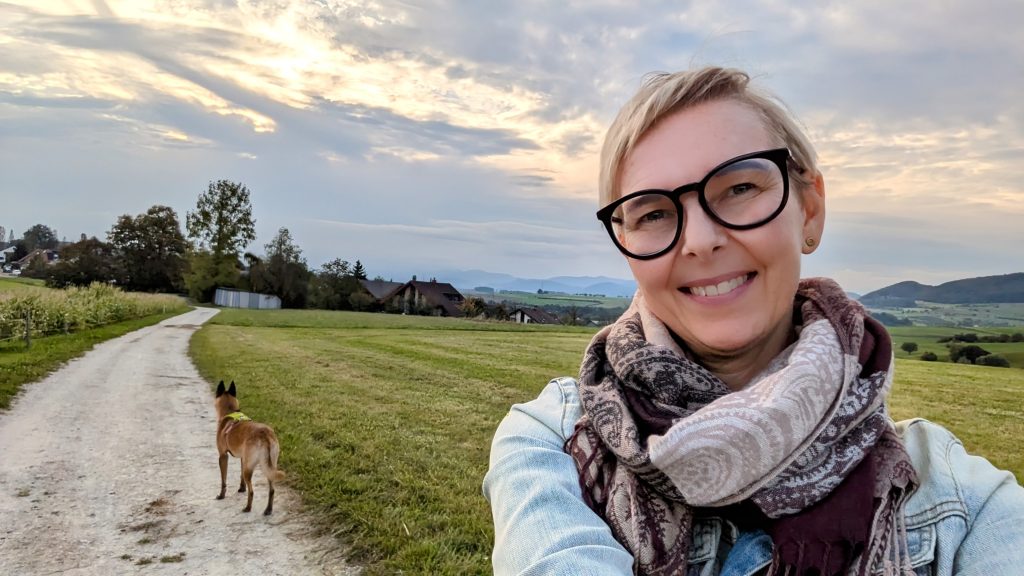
<box><xmin>1</xmin><ymin>0</ymin><xmax>1021</xmax><ymax>294</ymax></box>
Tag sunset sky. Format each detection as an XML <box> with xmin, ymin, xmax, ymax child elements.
<box><xmin>1</xmin><ymin>0</ymin><xmax>1021</xmax><ymax>294</ymax></box>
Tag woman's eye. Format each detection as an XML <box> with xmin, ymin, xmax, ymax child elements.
<box><xmin>630</xmin><ymin>209</ymin><xmax>673</xmax><ymax>229</ymax></box>
<box><xmin>729</xmin><ymin>183</ymin><xmax>758</xmax><ymax>195</ymax></box>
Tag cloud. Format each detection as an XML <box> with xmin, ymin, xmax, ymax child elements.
<box><xmin>0</xmin><ymin>0</ymin><xmax>1021</xmax><ymax>292</ymax></box>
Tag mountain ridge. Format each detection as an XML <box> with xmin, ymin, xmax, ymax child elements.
<box><xmin>860</xmin><ymin>272</ymin><xmax>1024</xmax><ymax>306</ymax></box>
<box><xmin>432</xmin><ymin>269</ymin><xmax>637</xmax><ymax>297</ymax></box>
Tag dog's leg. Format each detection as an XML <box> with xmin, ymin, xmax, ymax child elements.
<box><xmin>241</xmin><ymin>461</ymin><xmax>254</xmax><ymax>513</ymax></box>
<box><xmin>264</xmin><ymin>479</ymin><xmax>275</xmax><ymax>515</ymax></box>
<box><xmin>217</xmin><ymin>452</ymin><xmax>228</xmax><ymax>500</ymax></box>
<box><xmin>238</xmin><ymin>468</ymin><xmax>246</xmax><ymax>493</ymax></box>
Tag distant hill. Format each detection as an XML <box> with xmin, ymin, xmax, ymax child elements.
<box><xmin>860</xmin><ymin>273</ymin><xmax>1024</xmax><ymax>306</ymax></box>
<box><xmin>438</xmin><ymin>269</ymin><xmax>638</xmax><ymax>298</ymax></box>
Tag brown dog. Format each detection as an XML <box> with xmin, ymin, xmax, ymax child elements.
<box><xmin>214</xmin><ymin>380</ymin><xmax>285</xmax><ymax>515</ymax></box>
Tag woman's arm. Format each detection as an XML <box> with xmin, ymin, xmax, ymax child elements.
<box><xmin>950</xmin><ymin>435</ymin><xmax>1024</xmax><ymax>574</ymax></box>
<box><xmin>483</xmin><ymin>378</ymin><xmax>634</xmax><ymax>576</ymax></box>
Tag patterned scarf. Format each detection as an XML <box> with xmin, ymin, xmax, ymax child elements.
<box><xmin>566</xmin><ymin>278</ymin><xmax>917</xmax><ymax>575</ymax></box>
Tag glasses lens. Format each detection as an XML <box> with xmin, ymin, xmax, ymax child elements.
<box><xmin>704</xmin><ymin>157</ymin><xmax>786</xmax><ymax>226</ymax></box>
<box><xmin>609</xmin><ymin>193</ymin><xmax>678</xmax><ymax>257</ymax></box>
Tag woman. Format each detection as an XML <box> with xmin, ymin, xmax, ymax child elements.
<box><xmin>483</xmin><ymin>67</ymin><xmax>1024</xmax><ymax>576</ymax></box>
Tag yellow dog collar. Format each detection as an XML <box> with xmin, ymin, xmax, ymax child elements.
<box><xmin>225</xmin><ymin>412</ymin><xmax>251</xmax><ymax>422</ymax></box>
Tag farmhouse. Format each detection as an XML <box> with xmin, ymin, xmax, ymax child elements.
<box><xmin>388</xmin><ymin>279</ymin><xmax>464</xmax><ymax>317</ymax></box>
<box><xmin>14</xmin><ymin>249</ymin><xmax>59</xmax><ymax>269</ymax></box>
<box><xmin>510</xmin><ymin>307</ymin><xmax>561</xmax><ymax>325</ymax></box>
<box><xmin>359</xmin><ymin>279</ymin><xmax>405</xmax><ymax>304</ymax></box>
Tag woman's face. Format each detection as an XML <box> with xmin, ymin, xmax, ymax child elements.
<box><xmin>617</xmin><ymin>99</ymin><xmax>825</xmax><ymax>361</ymax></box>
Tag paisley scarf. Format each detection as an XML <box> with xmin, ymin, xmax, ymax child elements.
<box><xmin>566</xmin><ymin>278</ymin><xmax>917</xmax><ymax>575</ymax></box>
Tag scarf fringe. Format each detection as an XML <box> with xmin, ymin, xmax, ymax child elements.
<box><xmin>764</xmin><ymin>486</ymin><xmax>915</xmax><ymax>576</ymax></box>
<box><xmin>858</xmin><ymin>485</ymin><xmax>916</xmax><ymax>576</ymax></box>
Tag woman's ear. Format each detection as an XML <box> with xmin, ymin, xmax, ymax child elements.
<box><xmin>801</xmin><ymin>170</ymin><xmax>826</xmax><ymax>254</ymax></box>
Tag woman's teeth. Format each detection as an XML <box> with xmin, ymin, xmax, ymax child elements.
<box><xmin>689</xmin><ymin>274</ymin><xmax>748</xmax><ymax>297</ymax></box>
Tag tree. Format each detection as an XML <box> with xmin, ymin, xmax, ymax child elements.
<box><xmin>460</xmin><ymin>296</ymin><xmax>487</xmax><ymax>318</ymax></box>
<box><xmin>900</xmin><ymin>342</ymin><xmax>918</xmax><ymax>355</ymax></box>
<box><xmin>325</xmin><ymin>259</ymin><xmax>350</xmax><ymax>276</ymax></box>
<box><xmin>10</xmin><ymin>240</ymin><xmax>28</xmax><ymax>263</ymax></box>
<box><xmin>186</xmin><ymin>180</ymin><xmax>256</xmax><ymax>258</ymax></box>
<box><xmin>23</xmin><ymin>224</ymin><xmax>58</xmax><ymax>252</ymax></box>
<box><xmin>868</xmin><ymin>311</ymin><xmax>911</xmax><ymax>327</ymax></box>
<box><xmin>348</xmin><ymin>291</ymin><xmax>375</xmax><ymax>311</ymax></box>
<box><xmin>21</xmin><ymin>253</ymin><xmax>50</xmax><ymax>279</ymax></box>
<box><xmin>563</xmin><ymin>305</ymin><xmax>581</xmax><ymax>326</ymax></box>
<box><xmin>182</xmin><ymin>248</ymin><xmax>242</xmax><ymax>302</ymax></box>
<box><xmin>308</xmin><ymin>258</ymin><xmax>361</xmax><ymax>310</ymax></box>
<box><xmin>249</xmin><ymin>227</ymin><xmax>310</xmax><ymax>308</ymax></box>
<box><xmin>185</xmin><ymin>180</ymin><xmax>256</xmax><ymax>302</ymax></box>
<box><xmin>948</xmin><ymin>344</ymin><xmax>991</xmax><ymax>364</ymax></box>
<box><xmin>45</xmin><ymin>237</ymin><xmax>117</xmax><ymax>288</ymax></box>
<box><xmin>352</xmin><ymin>260</ymin><xmax>367</xmax><ymax>280</ymax></box>
<box><xmin>108</xmin><ymin>205</ymin><xmax>188</xmax><ymax>293</ymax></box>
<box><xmin>920</xmin><ymin>351</ymin><xmax>938</xmax><ymax>361</ymax></box>
<box><xmin>264</xmin><ymin>227</ymin><xmax>304</xmax><ymax>263</ymax></box>
<box><xmin>489</xmin><ymin>301</ymin><xmax>510</xmax><ymax>321</ymax></box>
<box><xmin>977</xmin><ymin>354</ymin><xmax>1010</xmax><ymax>368</ymax></box>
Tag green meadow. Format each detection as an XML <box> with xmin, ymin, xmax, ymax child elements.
<box><xmin>189</xmin><ymin>309</ymin><xmax>1024</xmax><ymax>576</ymax></box>
<box><xmin>887</xmin><ymin>325</ymin><xmax>1024</xmax><ymax>368</ymax></box>
<box><xmin>463</xmin><ymin>289</ymin><xmax>631</xmax><ymax>310</ymax></box>
<box><xmin>870</xmin><ymin>302</ymin><xmax>1024</xmax><ymax>327</ymax></box>
<box><xmin>0</xmin><ymin>276</ymin><xmax>48</xmax><ymax>293</ymax></box>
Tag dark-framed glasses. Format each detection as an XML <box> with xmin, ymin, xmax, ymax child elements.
<box><xmin>596</xmin><ymin>148</ymin><xmax>793</xmax><ymax>260</ymax></box>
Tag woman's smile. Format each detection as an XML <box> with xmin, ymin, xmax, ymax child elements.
<box><xmin>679</xmin><ymin>271</ymin><xmax>754</xmax><ymax>298</ymax></box>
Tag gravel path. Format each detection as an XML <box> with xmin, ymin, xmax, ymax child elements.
<box><xmin>0</xmin><ymin>308</ymin><xmax>357</xmax><ymax>575</ymax></box>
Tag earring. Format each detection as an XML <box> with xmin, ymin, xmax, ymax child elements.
<box><xmin>805</xmin><ymin>237</ymin><xmax>817</xmax><ymax>248</ymax></box>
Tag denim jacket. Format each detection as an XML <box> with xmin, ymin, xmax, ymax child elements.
<box><xmin>483</xmin><ymin>377</ymin><xmax>1024</xmax><ymax>576</ymax></box>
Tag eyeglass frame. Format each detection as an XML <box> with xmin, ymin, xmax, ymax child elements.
<box><xmin>596</xmin><ymin>147</ymin><xmax>799</xmax><ymax>260</ymax></box>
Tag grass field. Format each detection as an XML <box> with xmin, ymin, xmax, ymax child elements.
<box><xmin>463</xmin><ymin>289</ymin><xmax>631</xmax><ymax>310</ymax></box>
<box><xmin>869</xmin><ymin>301</ymin><xmax>1024</xmax><ymax>327</ymax></box>
<box><xmin>188</xmin><ymin>309</ymin><xmax>1024</xmax><ymax>575</ymax></box>
<box><xmin>887</xmin><ymin>326</ymin><xmax>1024</xmax><ymax>367</ymax></box>
<box><xmin>0</xmin><ymin>276</ymin><xmax>48</xmax><ymax>293</ymax></box>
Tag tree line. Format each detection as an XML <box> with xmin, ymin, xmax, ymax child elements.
<box><xmin>7</xmin><ymin>180</ymin><xmax>376</xmax><ymax>310</ymax></box>
<box><xmin>900</xmin><ymin>337</ymin><xmax>1016</xmax><ymax>368</ymax></box>
<box><xmin>8</xmin><ymin>179</ymin><xmax>628</xmax><ymax>323</ymax></box>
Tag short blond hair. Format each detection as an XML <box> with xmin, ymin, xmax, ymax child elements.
<box><xmin>598</xmin><ymin>67</ymin><xmax>817</xmax><ymax>207</ymax></box>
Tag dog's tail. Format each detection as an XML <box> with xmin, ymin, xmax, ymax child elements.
<box><xmin>265</xmin><ymin>437</ymin><xmax>285</xmax><ymax>482</ymax></box>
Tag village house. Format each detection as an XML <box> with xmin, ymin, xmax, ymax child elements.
<box><xmin>388</xmin><ymin>279</ymin><xmax>465</xmax><ymax>317</ymax></box>
<box><xmin>510</xmin><ymin>306</ymin><xmax>561</xmax><ymax>325</ymax></box>
<box><xmin>0</xmin><ymin>246</ymin><xmax>16</xmax><ymax>265</ymax></box>
<box><xmin>358</xmin><ymin>279</ymin><xmax>405</xmax><ymax>304</ymax></box>
<box><xmin>13</xmin><ymin>249</ymin><xmax>59</xmax><ymax>270</ymax></box>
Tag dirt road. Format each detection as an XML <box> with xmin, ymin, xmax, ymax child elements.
<box><xmin>0</xmin><ymin>308</ymin><xmax>356</xmax><ymax>575</ymax></box>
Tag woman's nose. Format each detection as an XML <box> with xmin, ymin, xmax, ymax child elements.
<box><xmin>678</xmin><ymin>198</ymin><xmax>727</xmax><ymax>259</ymax></box>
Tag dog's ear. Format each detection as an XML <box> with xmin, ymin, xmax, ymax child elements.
<box><xmin>216</xmin><ymin>380</ymin><xmax>225</xmax><ymax>397</ymax></box>
<box><xmin>228</xmin><ymin>381</ymin><xmax>237</xmax><ymax>397</ymax></box>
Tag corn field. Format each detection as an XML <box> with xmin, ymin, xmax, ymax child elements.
<box><xmin>0</xmin><ymin>283</ymin><xmax>185</xmax><ymax>342</ymax></box>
